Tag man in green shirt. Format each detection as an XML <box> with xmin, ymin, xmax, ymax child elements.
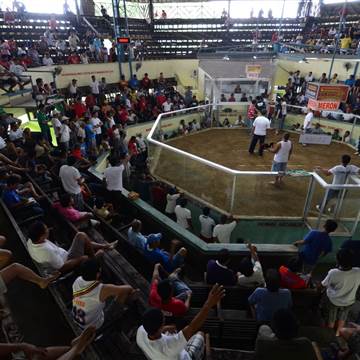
<box><xmin>36</xmin><ymin>104</ymin><xmax>51</xmax><ymax>144</ymax></box>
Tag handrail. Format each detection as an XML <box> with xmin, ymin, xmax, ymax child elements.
<box><xmin>147</xmin><ymin>103</ymin><xmax>360</xmax><ymax>189</ymax></box>
<box><xmin>82</xmin><ymin>16</ymin><xmax>101</xmax><ymax>36</ymax></box>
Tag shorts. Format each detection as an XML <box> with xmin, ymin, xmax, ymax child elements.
<box><xmin>321</xmin><ymin>294</ymin><xmax>352</xmax><ymax>324</ymax></box>
<box><xmin>271</xmin><ymin>161</ymin><xmax>287</xmax><ymax>172</ymax></box>
<box><xmin>348</xmin><ymin>332</ymin><xmax>360</xmax><ymax>354</ymax></box>
<box><xmin>67</xmin><ymin>235</ymin><xmax>85</xmax><ymax>260</ymax></box>
<box><xmin>185</xmin><ymin>333</ymin><xmax>205</xmax><ymax>360</ymax></box>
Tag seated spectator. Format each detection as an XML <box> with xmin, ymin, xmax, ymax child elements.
<box><xmin>149</xmin><ymin>263</ymin><xmax>191</xmax><ymax>317</ymax></box>
<box><xmin>27</xmin><ymin>221</ymin><xmax>116</xmax><ymax>273</ymax></box>
<box><xmin>72</xmin><ymin>259</ymin><xmax>137</xmax><ymax>329</ymax></box>
<box><xmin>293</xmin><ymin>219</ymin><xmax>337</xmax><ymax>274</ymax></box>
<box><xmin>321</xmin><ymin>248</ymin><xmax>360</xmax><ymax>336</ymax></box>
<box><xmin>144</xmin><ymin>237</ymin><xmax>187</xmax><ymax>273</ymax></box>
<box><xmin>237</xmin><ymin>243</ymin><xmax>264</xmax><ymax>287</ymax></box>
<box><xmin>127</xmin><ymin>219</ymin><xmax>149</xmax><ymax>251</ymax></box>
<box><xmin>199</xmin><ymin>207</ymin><xmax>215</xmax><ymax>242</ymax></box>
<box><xmin>228</xmin><ymin>93</ymin><xmax>236</xmax><ymax>102</ymax></box>
<box><xmin>2</xmin><ymin>175</ymin><xmax>44</xmax><ymax>217</ymax></box>
<box><xmin>332</xmin><ymin>129</ymin><xmax>342</xmax><ymax>141</ymax></box>
<box><xmin>0</xmin><ymin>326</ymin><xmax>96</xmax><ymax>360</ymax></box>
<box><xmin>279</xmin><ymin>256</ymin><xmax>310</xmax><ymax>289</ymax></box>
<box><xmin>137</xmin><ymin>284</ymin><xmax>225</xmax><ymax>360</ymax></box>
<box><xmin>8</xmin><ymin>122</ymin><xmax>23</xmax><ymax>144</ymax></box>
<box><xmin>206</xmin><ymin>248</ymin><xmax>237</xmax><ymax>286</ymax></box>
<box><xmin>53</xmin><ymin>193</ymin><xmax>98</xmax><ymax>227</ymax></box>
<box><xmin>338</xmin><ymin>322</ymin><xmax>360</xmax><ymax>359</ymax></box>
<box><xmin>213</xmin><ymin>214</ymin><xmax>236</xmax><ymax>243</ymax></box>
<box><xmin>248</xmin><ymin>269</ymin><xmax>292</xmax><ymax>323</ymax></box>
<box><xmin>175</xmin><ymin>198</ymin><xmax>192</xmax><ymax>230</ymax></box>
<box><xmin>42</xmin><ymin>52</ymin><xmax>54</xmax><ymax>66</ymax></box>
<box><xmin>255</xmin><ymin>309</ymin><xmax>320</xmax><ymax>360</ymax></box>
<box><xmin>93</xmin><ymin>198</ymin><xmax>115</xmax><ymax>222</ymax></box>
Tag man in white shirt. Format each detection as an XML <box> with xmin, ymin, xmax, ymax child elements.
<box><xmin>90</xmin><ymin>111</ymin><xmax>103</xmax><ymax>146</ymax></box>
<box><xmin>269</xmin><ymin>132</ymin><xmax>293</xmax><ymax>186</ymax></box>
<box><xmin>42</xmin><ymin>53</ymin><xmax>54</xmax><ymax>66</ymax></box>
<box><xmin>321</xmin><ymin>248</ymin><xmax>360</xmax><ymax>336</ymax></box>
<box><xmin>136</xmin><ymin>284</ymin><xmax>225</xmax><ymax>360</ymax></box>
<box><xmin>103</xmin><ymin>155</ymin><xmax>130</xmax><ymax>210</ymax></box>
<box><xmin>199</xmin><ymin>207</ymin><xmax>215</xmax><ymax>242</ymax></box>
<box><xmin>72</xmin><ymin>259</ymin><xmax>136</xmax><ymax>329</ymax></box>
<box><xmin>59</xmin><ymin>156</ymin><xmax>84</xmax><ymax>210</ymax></box>
<box><xmin>162</xmin><ymin>98</ymin><xmax>172</xmax><ymax>112</ymax></box>
<box><xmin>237</xmin><ymin>243</ymin><xmax>265</xmax><ymax>287</ymax></box>
<box><xmin>90</xmin><ymin>75</ymin><xmax>100</xmax><ymax>104</ymax></box>
<box><xmin>165</xmin><ymin>188</ymin><xmax>181</xmax><ymax>220</ymax></box>
<box><xmin>59</xmin><ymin>118</ymin><xmax>71</xmax><ymax>151</ymax></box>
<box><xmin>8</xmin><ymin>123</ymin><xmax>23</xmax><ymax>143</ymax></box>
<box><xmin>315</xmin><ymin>154</ymin><xmax>360</xmax><ymax>213</ymax></box>
<box><xmin>213</xmin><ymin>214</ymin><xmax>237</xmax><ymax>243</ymax></box>
<box><xmin>175</xmin><ymin>198</ymin><xmax>192</xmax><ymax>230</ymax></box>
<box><xmin>69</xmin><ymin>79</ymin><xmax>78</xmax><ymax>98</ymax></box>
<box><xmin>303</xmin><ymin>108</ymin><xmax>314</xmax><ymax>133</ymax></box>
<box><xmin>277</xmin><ymin>98</ymin><xmax>287</xmax><ymax>132</ymax></box>
<box><xmin>27</xmin><ymin>221</ymin><xmax>115</xmax><ymax>273</ymax></box>
<box><xmin>51</xmin><ymin>110</ymin><xmax>62</xmax><ymax>145</ymax></box>
<box><xmin>304</xmin><ymin>71</ymin><xmax>314</xmax><ymax>83</ymax></box>
<box><xmin>248</xmin><ymin>109</ymin><xmax>271</xmax><ymax>156</ymax></box>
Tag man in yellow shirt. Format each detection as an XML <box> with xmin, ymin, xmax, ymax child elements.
<box><xmin>340</xmin><ymin>36</ymin><xmax>352</xmax><ymax>53</ymax></box>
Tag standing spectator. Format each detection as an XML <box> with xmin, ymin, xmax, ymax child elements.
<box><xmin>199</xmin><ymin>207</ymin><xmax>215</xmax><ymax>242</ymax></box>
<box><xmin>315</xmin><ymin>154</ymin><xmax>359</xmax><ymax>212</ymax></box>
<box><xmin>213</xmin><ymin>214</ymin><xmax>236</xmax><ymax>243</ymax></box>
<box><xmin>59</xmin><ymin>117</ymin><xmax>71</xmax><ymax>152</ymax></box>
<box><xmin>103</xmin><ymin>155</ymin><xmax>130</xmax><ymax>208</ymax></box>
<box><xmin>128</xmin><ymin>74</ymin><xmax>139</xmax><ymax>90</ymax></box>
<box><xmin>175</xmin><ymin>198</ymin><xmax>192</xmax><ymax>230</ymax></box>
<box><xmin>59</xmin><ymin>156</ymin><xmax>84</xmax><ymax>210</ymax></box>
<box><xmin>321</xmin><ymin>248</ymin><xmax>360</xmax><ymax>336</ymax></box>
<box><xmin>90</xmin><ymin>111</ymin><xmax>103</xmax><ymax>147</ymax></box>
<box><xmin>303</xmin><ymin>108</ymin><xmax>314</xmax><ymax>134</ymax></box>
<box><xmin>90</xmin><ymin>75</ymin><xmax>100</xmax><ymax>104</ymax></box>
<box><xmin>165</xmin><ymin>187</ymin><xmax>181</xmax><ymax>220</ymax></box>
<box><xmin>68</xmin><ymin>31</ymin><xmax>80</xmax><ymax>52</ymax></box>
<box><xmin>36</xmin><ymin>104</ymin><xmax>51</xmax><ymax>144</ymax></box>
<box><xmin>293</xmin><ymin>219</ymin><xmax>337</xmax><ymax>273</ymax></box>
<box><xmin>304</xmin><ymin>71</ymin><xmax>314</xmax><ymax>83</ymax></box>
<box><xmin>319</xmin><ymin>73</ymin><xmax>327</xmax><ymax>83</ymax></box>
<box><xmin>68</xmin><ymin>79</ymin><xmax>78</xmax><ymax>98</ymax></box>
<box><xmin>277</xmin><ymin>97</ymin><xmax>287</xmax><ymax>132</ymax></box>
<box><xmin>248</xmin><ymin>109</ymin><xmax>271</xmax><ymax>156</ymax></box>
<box><xmin>248</xmin><ymin>269</ymin><xmax>292</xmax><ymax>323</ymax></box>
<box><xmin>269</xmin><ymin>132</ymin><xmax>293</xmax><ymax>187</ymax></box>
<box><xmin>206</xmin><ymin>248</ymin><xmax>237</xmax><ymax>286</ymax></box>
<box><xmin>161</xmin><ymin>9</ymin><xmax>167</xmax><ymax>19</ymax></box>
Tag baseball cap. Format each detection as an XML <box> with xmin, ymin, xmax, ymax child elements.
<box><xmin>147</xmin><ymin>233</ymin><xmax>162</xmax><ymax>245</ymax></box>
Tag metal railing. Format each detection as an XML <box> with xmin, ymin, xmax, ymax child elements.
<box><xmin>147</xmin><ymin>103</ymin><xmax>360</xmax><ymax>233</ymax></box>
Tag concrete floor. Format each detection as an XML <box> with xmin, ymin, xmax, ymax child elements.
<box><xmin>152</xmin><ymin>129</ymin><xmax>360</xmax><ymax>218</ymax></box>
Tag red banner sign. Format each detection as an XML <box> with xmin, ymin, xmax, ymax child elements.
<box><xmin>308</xmin><ymin>98</ymin><xmax>340</xmax><ymax>111</ymax></box>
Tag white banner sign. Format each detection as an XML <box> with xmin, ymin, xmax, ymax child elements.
<box><xmin>299</xmin><ymin>133</ymin><xmax>332</xmax><ymax>145</ymax></box>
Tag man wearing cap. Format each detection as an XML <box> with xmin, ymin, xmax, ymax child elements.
<box><xmin>144</xmin><ymin>237</ymin><xmax>187</xmax><ymax>273</ymax></box>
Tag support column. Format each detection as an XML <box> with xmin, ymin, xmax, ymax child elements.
<box><xmin>112</xmin><ymin>0</ymin><xmax>123</xmax><ymax>77</ymax></box>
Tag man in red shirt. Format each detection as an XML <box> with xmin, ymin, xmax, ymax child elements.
<box><xmin>156</xmin><ymin>92</ymin><xmax>166</xmax><ymax>107</ymax></box>
<box><xmin>279</xmin><ymin>257</ymin><xmax>310</xmax><ymax>290</ymax></box>
<box><xmin>149</xmin><ymin>263</ymin><xmax>191</xmax><ymax>317</ymax></box>
<box><xmin>119</xmin><ymin>106</ymin><xmax>129</xmax><ymax>125</ymax></box>
<box><xmin>73</xmin><ymin>98</ymin><xmax>87</xmax><ymax>119</ymax></box>
<box><xmin>142</xmin><ymin>73</ymin><xmax>151</xmax><ymax>89</ymax></box>
<box><xmin>85</xmin><ymin>93</ymin><xmax>96</xmax><ymax>109</ymax></box>
<box><xmin>68</xmin><ymin>52</ymin><xmax>80</xmax><ymax>64</ymax></box>
<box><xmin>138</xmin><ymin>96</ymin><xmax>147</xmax><ymax>113</ymax></box>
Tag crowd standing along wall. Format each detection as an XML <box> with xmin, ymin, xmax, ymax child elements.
<box><xmin>24</xmin><ymin>59</ymin><xmax>200</xmax><ymax>90</ymax></box>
